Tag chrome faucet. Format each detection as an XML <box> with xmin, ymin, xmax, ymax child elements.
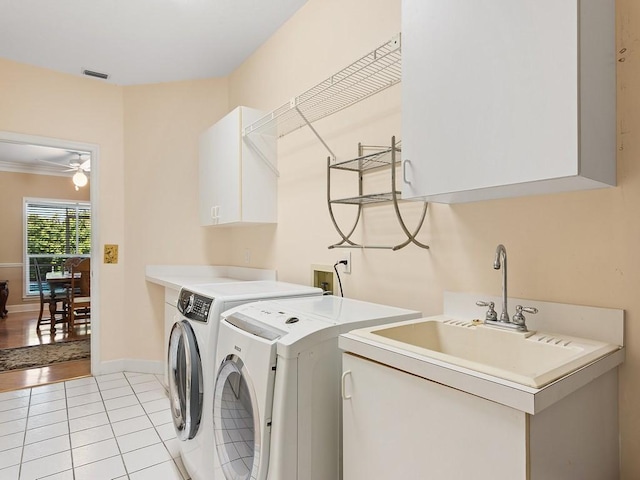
<box><xmin>493</xmin><ymin>244</ymin><xmax>509</xmax><ymax>322</ymax></box>
<box><xmin>476</xmin><ymin>244</ymin><xmax>538</xmax><ymax>332</ymax></box>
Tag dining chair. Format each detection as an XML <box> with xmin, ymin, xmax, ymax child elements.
<box><xmin>64</xmin><ymin>256</ymin><xmax>84</xmax><ymax>272</ymax></box>
<box><xmin>64</xmin><ymin>257</ymin><xmax>83</xmax><ymax>296</ymax></box>
<box><xmin>68</xmin><ymin>257</ymin><xmax>91</xmax><ymax>330</ymax></box>
<box><xmin>33</xmin><ymin>258</ymin><xmax>69</xmax><ymax>333</ymax></box>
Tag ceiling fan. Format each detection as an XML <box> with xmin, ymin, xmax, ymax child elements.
<box><xmin>67</xmin><ymin>152</ymin><xmax>91</xmax><ymax>173</ymax></box>
<box><xmin>38</xmin><ymin>152</ymin><xmax>91</xmax><ymax>190</ymax></box>
<box><xmin>69</xmin><ymin>153</ymin><xmax>90</xmax><ymax>190</ymax></box>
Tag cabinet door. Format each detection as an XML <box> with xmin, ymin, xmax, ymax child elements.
<box><xmin>199</xmin><ymin>108</ymin><xmax>241</xmax><ymax>225</ymax></box>
<box><xmin>401</xmin><ymin>0</ymin><xmax>615</xmax><ymax>203</ymax></box>
<box><xmin>342</xmin><ymin>353</ymin><xmax>527</xmax><ymax>480</ymax></box>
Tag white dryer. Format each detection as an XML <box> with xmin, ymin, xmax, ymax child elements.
<box><xmin>212</xmin><ymin>296</ymin><xmax>421</xmax><ymax>480</ymax></box>
<box><xmin>168</xmin><ymin>281</ymin><xmax>323</xmax><ymax>480</ymax></box>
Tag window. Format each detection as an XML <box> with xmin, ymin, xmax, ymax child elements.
<box><xmin>24</xmin><ymin>198</ymin><xmax>91</xmax><ymax>296</ymax></box>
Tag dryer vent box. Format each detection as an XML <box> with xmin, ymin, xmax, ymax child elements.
<box><xmin>311</xmin><ymin>264</ymin><xmax>334</xmax><ymax>295</ymax></box>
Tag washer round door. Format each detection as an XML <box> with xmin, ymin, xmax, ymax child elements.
<box><xmin>168</xmin><ymin>320</ymin><xmax>203</xmax><ymax>441</ymax></box>
<box><xmin>213</xmin><ymin>354</ymin><xmax>261</xmax><ymax>480</ymax></box>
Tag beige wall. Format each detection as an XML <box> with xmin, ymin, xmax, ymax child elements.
<box><xmin>226</xmin><ymin>0</ymin><xmax>640</xmax><ymax>477</ymax></box>
<box><xmin>0</xmin><ymin>58</ymin><xmax>126</xmax><ymax>360</ymax></box>
<box><xmin>123</xmin><ymin>78</ymin><xmax>232</xmax><ymax>361</ymax></box>
<box><xmin>0</xmin><ymin>171</ymin><xmax>89</xmax><ymax>306</ymax></box>
<box><xmin>0</xmin><ymin>60</ymin><xmax>231</xmax><ymax>363</ymax></box>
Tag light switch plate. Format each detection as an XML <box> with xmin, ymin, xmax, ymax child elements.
<box><xmin>104</xmin><ymin>244</ymin><xmax>119</xmax><ymax>264</ymax></box>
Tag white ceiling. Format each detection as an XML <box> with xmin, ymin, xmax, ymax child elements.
<box><xmin>0</xmin><ymin>143</ymin><xmax>90</xmax><ymax>177</ymax></box>
<box><xmin>0</xmin><ymin>0</ymin><xmax>309</xmax><ymax>86</ymax></box>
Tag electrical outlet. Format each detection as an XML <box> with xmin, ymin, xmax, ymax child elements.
<box><xmin>338</xmin><ymin>251</ymin><xmax>351</xmax><ymax>274</ymax></box>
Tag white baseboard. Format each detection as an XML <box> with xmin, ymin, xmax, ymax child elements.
<box><xmin>96</xmin><ymin>359</ymin><xmax>164</xmax><ymax>377</ymax></box>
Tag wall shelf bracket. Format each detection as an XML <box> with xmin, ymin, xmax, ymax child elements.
<box><xmin>327</xmin><ymin>136</ymin><xmax>429</xmax><ymax>251</ymax></box>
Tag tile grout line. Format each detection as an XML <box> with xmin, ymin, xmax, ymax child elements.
<box><xmin>64</xmin><ymin>379</ymin><xmax>77</xmax><ymax>480</ymax></box>
<box><xmin>49</xmin><ymin>374</ymin><xmax>134</xmax><ymax>478</ymax></box>
<box><xmin>2</xmin><ymin>373</ymin><xmax>179</xmax><ymax>480</ymax></box>
<box><xmin>128</xmin><ymin>373</ymin><xmax>183</xmax><ymax>480</ymax></box>
<box><xmin>156</xmin><ymin>374</ymin><xmax>188</xmax><ymax>480</ymax></box>
<box><xmin>128</xmin><ymin>373</ymin><xmax>167</xmax><ymax>478</ymax></box>
<box><xmin>29</xmin><ymin>387</ymin><xmax>67</xmax><ymax>470</ymax></box>
<box><xmin>16</xmin><ymin>386</ymin><xmax>32</xmax><ymax>480</ymax></box>
<box><xmin>97</xmin><ymin>373</ymin><xmax>130</xmax><ymax>480</ymax></box>
<box><xmin>20</xmin><ymin>379</ymin><xmax>129</xmax><ymax>478</ymax></box>
<box><xmin>18</xmin><ymin>383</ymin><xmax>77</xmax><ymax>479</ymax></box>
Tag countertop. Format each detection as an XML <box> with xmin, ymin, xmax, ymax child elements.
<box><xmin>145</xmin><ymin>265</ymin><xmax>276</xmax><ymax>291</ymax></box>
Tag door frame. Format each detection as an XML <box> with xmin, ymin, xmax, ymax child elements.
<box><xmin>0</xmin><ymin>130</ymin><xmax>101</xmax><ymax>374</ymax></box>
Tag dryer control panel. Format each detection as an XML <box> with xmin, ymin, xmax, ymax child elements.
<box><xmin>177</xmin><ymin>289</ymin><xmax>213</xmax><ymax>323</ymax></box>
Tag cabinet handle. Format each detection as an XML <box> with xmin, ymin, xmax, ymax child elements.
<box><xmin>211</xmin><ymin>206</ymin><xmax>220</xmax><ymax>224</ymax></box>
<box><xmin>403</xmin><ymin>159</ymin><xmax>411</xmax><ymax>184</ymax></box>
<box><xmin>341</xmin><ymin>370</ymin><xmax>352</xmax><ymax>400</ymax></box>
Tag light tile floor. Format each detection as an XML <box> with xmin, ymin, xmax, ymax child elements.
<box><xmin>0</xmin><ymin>372</ymin><xmax>190</xmax><ymax>480</ymax></box>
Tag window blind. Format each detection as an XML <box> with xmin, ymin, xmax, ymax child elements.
<box><xmin>24</xmin><ymin>199</ymin><xmax>91</xmax><ymax>295</ymax></box>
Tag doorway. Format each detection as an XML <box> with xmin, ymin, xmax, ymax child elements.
<box><xmin>0</xmin><ymin>131</ymin><xmax>100</xmax><ymax>391</ymax></box>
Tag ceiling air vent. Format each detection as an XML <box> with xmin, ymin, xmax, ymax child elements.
<box><xmin>82</xmin><ymin>69</ymin><xmax>109</xmax><ymax>80</ymax></box>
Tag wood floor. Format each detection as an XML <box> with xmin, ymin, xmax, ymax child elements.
<box><xmin>0</xmin><ymin>310</ymin><xmax>91</xmax><ymax>392</ymax></box>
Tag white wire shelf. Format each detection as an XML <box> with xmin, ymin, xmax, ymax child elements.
<box><xmin>243</xmin><ymin>34</ymin><xmax>402</xmax><ymax>139</ymax></box>
<box><xmin>330</xmin><ymin>191</ymin><xmax>401</xmax><ymax>205</ymax></box>
<box><xmin>330</xmin><ymin>142</ymin><xmax>402</xmax><ymax>172</ymax></box>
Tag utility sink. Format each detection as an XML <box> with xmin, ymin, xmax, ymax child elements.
<box><xmin>349</xmin><ymin>316</ymin><xmax>620</xmax><ymax>388</ymax></box>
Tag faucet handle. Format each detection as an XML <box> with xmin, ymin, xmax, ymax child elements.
<box><xmin>476</xmin><ymin>300</ymin><xmax>497</xmax><ymax>322</ymax></box>
<box><xmin>512</xmin><ymin>305</ymin><xmax>538</xmax><ymax>327</ymax></box>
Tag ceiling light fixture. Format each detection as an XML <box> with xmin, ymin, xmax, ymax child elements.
<box><xmin>73</xmin><ymin>170</ymin><xmax>88</xmax><ymax>190</ymax></box>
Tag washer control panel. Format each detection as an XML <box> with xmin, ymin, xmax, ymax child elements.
<box><xmin>178</xmin><ymin>289</ymin><xmax>213</xmax><ymax>323</ymax></box>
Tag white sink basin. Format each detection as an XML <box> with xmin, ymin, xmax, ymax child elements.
<box><xmin>349</xmin><ymin>316</ymin><xmax>620</xmax><ymax>388</ymax></box>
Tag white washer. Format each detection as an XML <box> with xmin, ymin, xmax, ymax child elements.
<box><xmin>168</xmin><ymin>281</ymin><xmax>323</xmax><ymax>480</ymax></box>
<box><xmin>163</xmin><ymin>277</ymin><xmax>242</xmax><ymax>388</ymax></box>
<box><xmin>212</xmin><ymin>296</ymin><xmax>421</xmax><ymax>480</ymax></box>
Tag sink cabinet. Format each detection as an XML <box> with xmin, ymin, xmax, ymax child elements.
<box><xmin>199</xmin><ymin>106</ymin><xmax>277</xmax><ymax>226</ymax></box>
<box><xmin>400</xmin><ymin>0</ymin><xmax>616</xmax><ymax>203</ymax></box>
<box><xmin>342</xmin><ymin>353</ymin><xmax>619</xmax><ymax>480</ymax></box>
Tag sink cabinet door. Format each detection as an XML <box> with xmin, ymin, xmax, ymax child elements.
<box><xmin>401</xmin><ymin>0</ymin><xmax>615</xmax><ymax>203</ymax></box>
<box><xmin>342</xmin><ymin>353</ymin><xmax>527</xmax><ymax>480</ymax></box>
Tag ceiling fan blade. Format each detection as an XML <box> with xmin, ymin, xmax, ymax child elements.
<box><xmin>80</xmin><ymin>159</ymin><xmax>91</xmax><ymax>171</ymax></box>
<box><xmin>37</xmin><ymin>158</ymin><xmax>67</xmax><ymax>167</ymax></box>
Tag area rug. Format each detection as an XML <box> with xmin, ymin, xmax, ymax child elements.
<box><xmin>0</xmin><ymin>339</ymin><xmax>90</xmax><ymax>371</ymax></box>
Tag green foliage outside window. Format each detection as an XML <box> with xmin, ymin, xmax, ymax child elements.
<box><xmin>27</xmin><ymin>210</ymin><xmax>91</xmax><ymax>255</ymax></box>
<box><xmin>25</xmin><ymin>201</ymin><xmax>91</xmax><ymax>293</ymax></box>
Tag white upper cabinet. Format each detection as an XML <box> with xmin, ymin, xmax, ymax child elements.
<box><xmin>401</xmin><ymin>0</ymin><xmax>616</xmax><ymax>203</ymax></box>
<box><xmin>199</xmin><ymin>106</ymin><xmax>277</xmax><ymax>226</ymax></box>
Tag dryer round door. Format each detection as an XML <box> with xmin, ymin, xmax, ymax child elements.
<box><xmin>213</xmin><ymin>354</ymin><xmax>262</xmax><ymax>480</ymax></box>
<box><xmin>168</xmin><ymin>320</ymin><xmax>203</xmax><ymax>441</ymax></box>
